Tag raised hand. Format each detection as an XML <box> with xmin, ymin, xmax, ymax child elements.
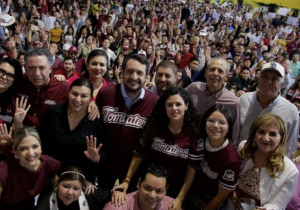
<box><xmin>185</xmin><ymin>66</ymin><xmax>191</xmax><ymax>79</ymax></box>
<box><xmin>0</xmin><ymin>124</ymin><xmax>12</xmax><ymax>146</ymax></box>
<box><xmin>84</xmin><ymin>135</ymin><xmax>102</xmax><ymax>163</ymax></box>
<box><xmin>14</xmin><ymin>97</ymin><xmax>31</xmax><ymax>128</ymax></box>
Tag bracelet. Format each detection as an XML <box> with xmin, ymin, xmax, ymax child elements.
<box><xmin>126</xmin><ymin>175</ymin><xmax>131</xmax><ymax>180</ymax></box>
<box><xmin>123</xmin><ymin>178</ymin><xmax>130</xmax><ymax>184</ymax></box>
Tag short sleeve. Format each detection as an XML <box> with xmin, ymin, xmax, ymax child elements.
<box><xmin>219</xmin><ymin>162</ymin><xmax>240</xmax><ymax>191</ymax></box>
<box><xmin>188</xmin><ymin>138</ymin><xmax>204</xmax><ymax>168</ymax></box>
<box><xmin>0</xmin><ymin>161</ymin><xmax>8</xmax><ymax>190</ymax></box>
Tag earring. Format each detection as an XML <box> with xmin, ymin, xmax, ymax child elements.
<box><xmin>14</xmin><ymin>154</ymin><xmax>19</xmax><ymax>159</ymax></box>
<box><xmin>252</xmin><ymin>141</ymin><xmax>256</xmax><ymax>147</ymax></box>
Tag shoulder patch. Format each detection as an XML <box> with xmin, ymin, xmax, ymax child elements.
<box><xmin>222</xmin><ymin>169</ymin><xmax>235</xmax><ymax>181</ymax></box>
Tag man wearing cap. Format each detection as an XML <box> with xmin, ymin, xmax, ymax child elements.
<box><xmin>58</xmin><ymin>44</ymin><xmax>71</xmax><ymax>60</ymax></box>
<box><xmin>239</xmin><ymin>62</ymin><xmax>299</xmax><ymax>159</ymax></box>
<box><xmin>186</xmin><ymin>57</ymin><xmax>240</xmax><ymax>145</ymax></box>
<box><xmin>57</xmin><ymin>46</ymin><xmax>86</xmax><ymax>74</ymax></box>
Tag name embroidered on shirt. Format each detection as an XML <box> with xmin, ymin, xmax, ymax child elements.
<box><xmin>151</xmin><ymin>137</ymin><xmax>189</xmax><ymax>159</ymax></box>
<box><xmin>44</xmin><ymin>100</ymin><xmax>56</xmax><ymax>105</ymax></box>
<box><xmin>201</xmin><ymin>161</ymin><xmax>218</xmax><ymax>179</ymax></box>
<box><xmin>102</xmin><ymin>106</ymin><xmax>147</xmax><ymax>129</ymax></box>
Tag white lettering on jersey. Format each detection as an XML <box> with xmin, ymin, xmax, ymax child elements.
<box><xmin>102</xmin><ymin>106</ymin><xmax>147</xmax><ymax>129</ymax></box>
<box><xmin>200</xmin><ymin>161</ymin><xmax>218</xmax><ymax>179</ymax></box>
<box><xmin>151</xmin><ymin>137</ymin><xmax>189</xmax><ymax>159</ymax></box>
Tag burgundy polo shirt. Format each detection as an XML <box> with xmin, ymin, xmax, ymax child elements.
<box><xmin>175</xmin><ymin>52</ymin><xmax>196</xmax><ymax>69</ymax></box>
<box><xmin>18</xmin><ymin>76</ymin><xmax>69</xmax><ymax>128</ymax></box>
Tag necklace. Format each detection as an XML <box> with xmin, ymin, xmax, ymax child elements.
<box><xmin>68</xmin><ymin>106</ymin><xmax>86</xmax><ymax>118</ymax></box>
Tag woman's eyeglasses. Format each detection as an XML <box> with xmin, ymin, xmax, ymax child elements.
<box><xmin>0</xmin><ymin>68</ymin><xmax>15</xmax><ymax>82</ymax></box>
<box><xmin>206</xmin><ymin>118</ymin><xmax>228</xmax><ymax>127</ymax></box>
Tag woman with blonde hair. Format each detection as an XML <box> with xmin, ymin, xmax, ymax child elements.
<box><xmin>229</xmin><ymin>113</ymin><xmax>299</xmax><ymax>210</ymax></box>
<box><xmin>0</xmin><ymin>127</ymin><xmax>60</xmax><ymax>210</ymax></box>
<box><xmin>251</xmin><ymin>59</ymin><xmax>266</xmax><ymax>77</ymax></box>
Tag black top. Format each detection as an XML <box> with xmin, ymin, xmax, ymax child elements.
<box><xmin>39</xmin><ymin>103</ymin><xmax>107</xmax><ymax>183</ymax></box>
<box><xmin>35</xmin><ymin>188</ymin><xmax>110</xmax><ymax>210</ymax></box>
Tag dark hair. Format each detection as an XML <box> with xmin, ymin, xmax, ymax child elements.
<box><xmin>64</xmin><ymin>57</ymin><xmax>74</xmax><ymax>63</ymax></box>
<box><xmin>65</xmin><ymin>26</ymin><xmax>74</xmax><ymax>37</ymax></box>
<box><xmin>84</xmin><ymin>49</ymin><xmax>111</xmax><ymax>83</ymax></box>
<box><xmin>200</xmin><ymin>104</ymin><xmax>233</xmax><ymax>141</ymax></box>
<box><xmin>262</xmin><ymin>50</ymin><xmax>269</xmax><ymax>55</ymax></box>
<box><xmin>17</xmin><ymin>51</ymin><xmax>25</xmax><ymax>60</ymax></box>
<box><xmin>59</xmin><ymin>166</ymin><xmax>85</xmax><ymax>187</ymax></box>
<box><xmin>54</xmin><ymin>20</ymin><xmax>61</xmax><ymax>25</ymax></box>
<box><xmin>25</xmin><ymin>48</ymin><xmax>54</xmax><ymax>66</ymax></box>
<box><xmin>139</xmin><ymin>87</ymin><xmax>200</xmax><ymax>150</ymax></box>
<box><xmin>241</xmin><ymin>67</ymin><xmax>250</xmax><ymax>72</ymax></box>
<box><xmin>140</xmin><ymin>164</ymin><xmax>169</xmax><ymax>186</ymax></box>
<box><xmin>70</xmin><ymin>78</ymin><xmax>94</xmax><ymax>97</ymax></box>
<box><xmin>191</xmin><ymin>58</ymin><xmax>199</xmax><ymax>63</ymax></box>
<box><xmin>0</xmin><ymin>58</ymin><xmax>22</xmax><ymax>114</ymax></box>
<box><xmin>122</xmin><ymin>54</ymin><xmax>150</xmax><ymax>75</ymax></box>
<box><xmin>156</xmin><ymin>60</ymin><xmax>178</xmax><ymax>76</ymax></box>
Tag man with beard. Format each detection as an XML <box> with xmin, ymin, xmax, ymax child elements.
<box><xmin>150</xmin><ymin>60</ymin><xmax>177</xmax><ymax>96</ymax></box>
<box><xmin>96</xmin><ymin>54</ymin><xmax>159</xmax><ymax>190</ymax></box>
<box><xmin>54</xmin><ymin>57</ymin><xmax>80</xmax><ymax>83</ymax></box>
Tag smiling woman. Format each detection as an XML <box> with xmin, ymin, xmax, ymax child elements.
<box><xmin>39</xmin><ymin>78</ymin><xmax>106</xmax><ymax>189</ymax></box>
<box><xmin>84</xmin><ymin>49</ymin><xmax>112</xmax><ymax>100</ymax></box>
<box><xmin>185</xmin><ymin>104</ymin><xmax>241</xmax><ymax>210</ymax></box>
<box><xmin>229</xmin><ymin>113</ymin><xmax>299</xmax><ymax>210</ymax></box>
<box><xmin>0</xmin><ymin>127</ymin><xmax>60</xmax><ymax>210</ymax></box>
<box><xmin>35</xmin><ymin>166</ymin><xmax>110</xmax><ymax>210</ymax></box>
<box><xmin>111</xmin><ymin>87</ymin><xmax>203</xmax><ymax>210</ymax></box>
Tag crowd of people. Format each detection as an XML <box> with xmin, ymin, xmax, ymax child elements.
<box><xmin>0</xmin><ymin>0</ymin><xmax>300</xmax><ymax>209</ymax></box>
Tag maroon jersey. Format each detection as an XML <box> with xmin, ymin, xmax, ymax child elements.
<box><xmin>18</xmin><ymin>76</ymin><xmax>69</xmax><ymax>128</ymax></box>
<box><xmin>96</xmin><ymin>84</ymin><xmax>159</xmax><ymax>182</ymax></box>
<box><xmin>0</xmin><ymin>155</ymin><xmax>60</xmax><ymax>209</ymax></box>
<box><xmin>135</xmin><ymin>127</ymin><xmax>204</xmax><ymax>186</ymax></box>
<box><xmin>192</xmin><ymin>139</ymin><xmax>240</xmax><ymax>202</ymax></box>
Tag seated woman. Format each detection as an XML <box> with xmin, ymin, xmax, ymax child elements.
<box><xmin>185</xmin><ymin>104</ymin><xmax>241</xmax><ymax>210</ymax></box>
<box><xmin>39</xmin><ymin>78</ymin><xmax>105</xmax><ymax>187</ymax></box>
<box><xmin>0</xmin><ymin>127</ymin><xmax>60</xmax><ymax>210</ymax></box>
<box><xmin>113</xmin><ymin>87</ymin><xmax>203</xmax><ymax>209</ymax></box>
<box><xmin>229</xmin><ymin>113</ymin><xmax>299</xmax><ymax>210</ymax></box>
<box><xmin>35</xmin><ymin>166</ymin><xmax>110</xmax><ymax>210</ymax></box>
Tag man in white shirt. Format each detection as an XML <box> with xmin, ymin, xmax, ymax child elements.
<box><xmin>98</xmin><ymin>38</ymin><xmax>117</xmax><ymax>67</ymax></box>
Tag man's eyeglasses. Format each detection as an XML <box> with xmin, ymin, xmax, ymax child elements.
<box><xmin>0</xmin><ymin>68</ymin><xmax>15</xmax><ymax>82</ymax></box>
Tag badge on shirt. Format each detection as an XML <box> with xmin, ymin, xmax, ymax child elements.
<box><xmin>197</xmin><ymin>139</ymin><xmax>204</xmax><ymax>151</ymax></box>
<box><xmin>44</xmin><ymin>100</ymin><xmax>56</xmax><ymax>105</ymax></box>
<box><xmin>222</xmin><ymin>169</ymin><xmax>235</xmax><ymax>181</ymax></box>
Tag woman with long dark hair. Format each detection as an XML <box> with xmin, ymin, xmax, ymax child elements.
<box><xmin>112</xmin><ymin>87</ymin><xmax>203</xmax><ymax>210</ymax></box>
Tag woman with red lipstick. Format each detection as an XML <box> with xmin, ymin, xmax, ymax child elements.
<box><xmin>0</xmin><ymin>127</ymin><xmax>60</xmax><ymax>210</ymax></box>
<box><xmin>112</xmin><ymin>87</ymin><xmax>203</xmax><ymax>210</ymax></box>
<box><xmin>84</xmin><ymin>49</ymin><xmax>112</xmax><ymax>100</ymax></box>
<box><xmin>35</xmin><ymin>166</ymin><xmax>110</xmax><ymax>210</ymax></box>
<box><xmin>39</xmin><ymin>78</ymin><xmax>106</xmax><ymax>191</ymax></box>
<box><xmin>184</xmin><ymin>104</ymin><xmax>241</xmax><ymax>210</ymax></box>
<box><xmin>229</xmin><ymin>113</ymin><xmax>299</xmax><ymax>210</ymax></box>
